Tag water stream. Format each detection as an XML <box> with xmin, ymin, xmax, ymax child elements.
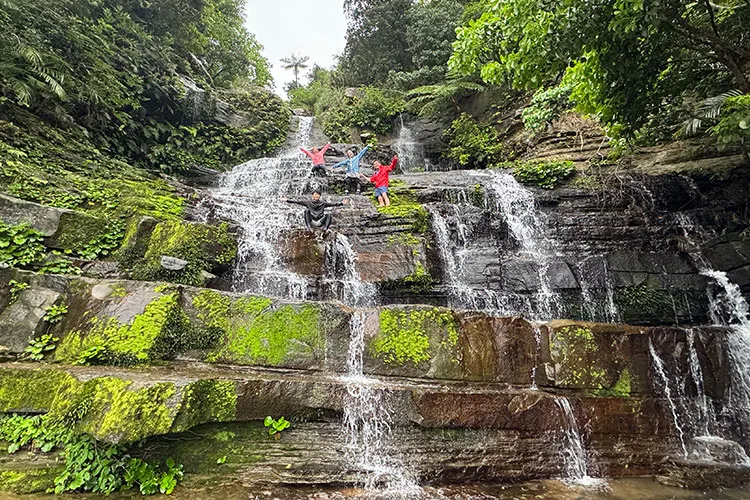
<box><xmin>553</xmin><ymin>397</ymin><xmax>600</xmax><ymax>486</ymax></box>
<box><xmin>341</xmin><ymin>312</ymin><xmax>421</xmax><ymax>496</ymax></box>
<box><xmin>209</xmin><ymin>117</ymin><xmax>314</xmax><ymax>299</ymax></box>
<box><xmin>393</xmin><ymin>115</ymin><xmax>427</xmax><ymax>172</ymax></box>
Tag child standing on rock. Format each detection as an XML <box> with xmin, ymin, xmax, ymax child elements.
<box><xmin>300</xmin><ymin>143</ymin><xmax>331</xmax><ymax>177</ymax></box>
<box><xmin>362</xmin><ymin>155</ymin><xmax>398</xmax><ymax>207</ymax></box>
<box><xmin>332</xmin><ymin>145</ymin><xmax>369</xmax><ymax>194</ymax></box>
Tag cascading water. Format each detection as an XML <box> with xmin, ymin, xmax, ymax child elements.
<box><xmin>393</xmin><ymin>115</ymin><xmax>427</xmax><ymax>172</ymax></box>
<box><xmin>481</xmin><ymin>172</ymin><xmax>561</xmax><ymax>320</ymax></box>
<box><xmin>648</xmin><ymin>339</ymin><xmax>689</xmax><ymax>457</ymax></box>
<box><xmin>325</xmin><ymin>233</ymin><xmax>378</xmax><ymax>307</ymax></box>
<box><xmin>341</xmin><ymin>312</ymin><xmax>421</xmax><ymax>496</ymax></box>
<box><xmin>553</xmin><ymin>397</ymin><xmax>600</xmax><ymax>485</ymax></box>
<box><xmin>209</xmin><ymin>117</ymin><xmax>314</xmax><ymax>299</ymax></box>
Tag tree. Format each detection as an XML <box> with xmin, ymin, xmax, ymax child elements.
<box><xmin>339</xmin><ymin>0</ymin><xmax>414</xmax><ymax>85</ymax></box>
<box><xmin>449</xmin><ymin>0</ymin><xmax>750</xmax><ymax>137</ymax></box>
<box><xmin>280</xmin><ymin>54</ymin><xmax>309</xmax><ymax>89</ymax></box>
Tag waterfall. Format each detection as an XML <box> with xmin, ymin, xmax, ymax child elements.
<box><xmin>648</xmin><ymin>339</ymin><xmax>689</xmax><ymax>457</ymax></box>
<box><xmin>325</xmin><ymin>233</ymin><xmax>378</xmax><ymax>307</ymax></box>
<box><xmin>481</xmin><ymin>172</ymin><xmax>561</xmax><ymax>320</ymax></box>
<box><xmin>209</xmin><ymin>117</ymin><xmax>314</xmax><ymax>299</ymax></box>
<box><xmin>393</xmin><ymin>115</ymin><xmax>427</xmax><ymax>172</ymax></box>
<box><xmin>341</xmin><ymin>312</ymin><xmax>421</xmax><ymax>496</ymax></box>
<box><xmin>553</xmin><ymin>397</ymin><xmax>600</xmax><ymax>485</ymax></box>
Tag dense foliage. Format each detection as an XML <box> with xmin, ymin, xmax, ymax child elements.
<box><xmin>449</xmin><ymin>0</ymin><xmax>750</xmax><ymax>145</ymax></box>
<box><xmin>0</xmin><ymin>414</ymin><xmax>183</xmax><ymax>495</ymax></box>
<box><xmin>0</xmin><ymin>0</ymin><xmax>288</xmax><ymax>178</ymax></box>
<box><xmin>444</xmin><ymin>113</ymin><xmax>513</xmax><ymax>168</ymax></box>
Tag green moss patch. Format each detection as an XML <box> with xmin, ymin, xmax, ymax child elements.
<box><xmin>0</xmin><ymin>468</ymin><xmax>61</xmax><ymax>494</ymax></box>
<box><xmin>172</xmin><ymin>380</ymin><xmax>237</xmax><ymax>433</ymax></box>
<box><xmin>56</xmin><ymin>292</ymin><xmax>190</xmax><ymax>365</ymax></box>
<box><xmin>0</xmin><ymin>368</ymin><xmax>75</xmax><ymax>412</ymax></box>
<box><xmin>197</xmin><ymin>290</ymin><xmax>325</xmax><ymax>366</ymax></box>
<box><xmin>372</xmin><ymin>308</ymin><xmax>458</xmax><ymax>366</ymax></box>
<box><xmin>129</xmin><ymin>220</ymin><xmax>237</xmax><ymax>287</ymax></box>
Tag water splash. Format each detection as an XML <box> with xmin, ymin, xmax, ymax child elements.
<box><xmin>209</xmin><ymin>117</ymin><xmax>315</xmax><ymax>299</ymax></box>
<box><xmin>341</xmin><ymin>312</ymin><xmax>422</xmax><ymax>496</ymax></box>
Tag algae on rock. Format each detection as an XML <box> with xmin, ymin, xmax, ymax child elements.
<box><xmin>128</xmin><ymin>220</ymin><xmax>237</xmax><ymax>287</ymax></box>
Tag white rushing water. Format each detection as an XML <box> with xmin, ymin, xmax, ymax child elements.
<box><xmin>393</xmin><ymin>115</ymin><xmax>427</xmax><ymax>172</ymax></box>
<box><xmin>209</xmin><ymin>117</ymin><xmax>315</xmax><ymax>298</ymax></box>
<box><xmin>325</xmin><ymin>233</ymin><xmax>378</xmax><ymax>307</ymax></box>
<box><xmin>648</xmin><ymin>339</ymin><xmax>689</xmax><ymax>457</ymax></box>
<box><xmin>341</xmin><ymin>312</ymin><xmax>421</xmax><ymax>496</ymax></box>
<box><xmin>553</xmin><ymin>397</ymin><xmax>601</xmax><ymax>486</ymax></box>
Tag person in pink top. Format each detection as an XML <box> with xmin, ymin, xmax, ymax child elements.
<box><xmin>361</xmin><ymin>154</ymin><xmax>398</xmax><ymax>206</ymax></box>
<box><xmin>300</xmin><ymin>143</ymin><xmax>331</xmax><ymax>177</ymax></box>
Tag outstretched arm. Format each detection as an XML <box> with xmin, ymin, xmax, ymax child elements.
<box><xmin>300</xmin><ymin>148</ymin><xmax>313</xmax><ymax>159</ymax></box>
<box><xmin>323</xmin><ymin>201</ymin><xmax>344</xmax><ymax>208</ymax></box>
<box><xmin>388</xmin><ymin>155</ymin><xmax>398</xmax><ymax>171</ymax></box>
<box><xmin>356</xmin><ymin>145</ymin><xmax>370</xmax><ymax>159</ymax></box>
<box><xmin>331</xmin><ymin>159</ymin><xmax>348</xmax><ymax>169</ymax></box>
<box><xmin>320</xmin><ymin>143</ymin><xmax>331</xmax><ymax>154</ymax></box>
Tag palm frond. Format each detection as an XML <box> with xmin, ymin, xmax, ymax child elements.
<box><xmin>679</xmin><ymin>89</ymin><xmax>744</xmax><ymax>137</ymax></box>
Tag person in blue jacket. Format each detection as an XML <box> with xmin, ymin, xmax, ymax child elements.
<box><xmin>332</xmin><ymin>145</ymin><xmax>369</xmax><ymax>194</ymax></box>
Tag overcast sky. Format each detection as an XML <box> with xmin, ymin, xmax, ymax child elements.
<box><xmin>245</xmin><ymin>0</ymin><xmax>348</xmax><ymax>97</ymax></box>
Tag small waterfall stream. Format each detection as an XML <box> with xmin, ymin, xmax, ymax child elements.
<box><xmin>342</xmin><ymin>312</ymin><xmax>421</xmax><ymax>496</ymax></box>
<box><xmin>209</xmin><ymin>117</ymin><xmax>314</xmax><ymax>299</ymax></box>
<box><xmin>648</xmin><ymin>339</ymin><xmax>690</xmax><ymax>457</ymax></box>
<box><xmin>393</xmin><ymin>116</ymin><xmax>427</xmax><ymax>172</ymax></box>
<box><xmin>554</xmin><ymin>397</ymin><xmax>600</xmax><ymax>485</ymax></box>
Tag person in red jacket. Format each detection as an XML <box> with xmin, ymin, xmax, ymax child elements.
<box><xmin>362</xmin><ymin>155</ymin><xmax>398</xmax><ymax>206</ymax></box>
<box><xmin>300</xmin><ymin>143</ymin><xmax>331</xmax><ymax>177</ymax></box>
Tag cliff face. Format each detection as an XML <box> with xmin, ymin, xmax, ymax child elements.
<box><xmin>1</xmin><ymin>114</ymin><xmax>750</xmax><ymax>495</ymax></box>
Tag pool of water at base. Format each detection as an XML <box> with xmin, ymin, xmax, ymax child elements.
<box><xmin>3</xmin><ymin>478</ymin><xmax>750</xmax><ymax>500</ymax></box>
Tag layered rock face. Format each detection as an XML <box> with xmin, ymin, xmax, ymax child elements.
<box><xmin>1</xmin><ymin>116</ymin><xmax>750</xmax><ymax>496</ymax></box>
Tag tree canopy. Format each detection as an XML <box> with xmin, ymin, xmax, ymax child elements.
<box><xmin>449</xmin><ymin>0</ymin><xmax>750</xmax><ymax>137</ymax></box>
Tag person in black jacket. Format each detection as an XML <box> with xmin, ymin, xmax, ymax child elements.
<box><xmin>280</xmin><ymin>190</ymin><xmax>349</xmax><ymax>231</ymax></box>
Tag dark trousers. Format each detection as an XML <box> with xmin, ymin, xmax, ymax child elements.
<box><xmin>311</xmin><ymin>164</ymin><xmax>326</xmax><ymax>177</ymax></box>
<box><xmin>345</xmin><ymin>176</ymin><xmax>360</xmax><ymax>194</ymax></box>
<box><xmin>304</xmin><ymin>211</ymin><xmax>332</xmax><ymax>230</ymax></box>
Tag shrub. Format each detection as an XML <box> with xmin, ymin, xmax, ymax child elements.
<box><xmin>0</xmin><ymin>221</ymin><xmax>46</xmax><ymax>268</ymax></box>
<box><xmin>499</xmin><ymin>159</ymin><xmax>576</xmax><ymax>189</ymax></box>
<box><xmin>444</xmin><ymin>113</ymin><xmax>513</xmax><ymax>168</ymax></box>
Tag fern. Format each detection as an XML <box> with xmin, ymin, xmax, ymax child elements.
<box><xmin>679</xmin><ymin>89</ymin><xmax>744</xmax><ymax>137</ymax></box>
<box><xmin>407</xmin><ymin>78</ymin><xmax>485</xmax><ymax>117</ymax></box>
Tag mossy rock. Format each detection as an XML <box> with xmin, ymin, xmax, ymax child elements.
<box><xmin>0</xmin><ymin>467</ymin><xmax>61</xmax><ymax>494</ymax></box>
<box><xmin>547</xmin><ymin>323</ymin><xmax>631</xmax><ymax>395</ymax></box>
<box><xmin>194</xmin><ymin>290</ymin><xmax>331</xmax><ymax>369</ymax></box>
<box><xmin>55</xmin><ymin>287</ymin><xmax>191</xmax><ymax>365</ymax></box>
<box><xmin>367</xmin><ymin>306</ymin><xmax>460</xmax><ymax>378</ymax></box>
<box><xmin>129</xmin><ymin>220</ymin><xmax>237</xmax><ymax>287</ymax></box>
<box><xmin>0</xmin><ymin>366</ymin><xmax>238</xmax><ymax>443</ymax></box>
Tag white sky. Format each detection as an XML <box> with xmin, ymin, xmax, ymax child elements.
<box><xmin>244</xmin><ymin>0</ymin><xmax>348</xmax><ymax>97</ymax></box>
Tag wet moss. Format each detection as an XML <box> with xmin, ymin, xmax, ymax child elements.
<box><xmin>56</xmin><ymin>291</ymin><xmax>189</xmax><ymax>365</ymax></box>
<box><xmin>0</xmin><ymin>368</ymin><xmax>74</xmax><ymax>412</ymax></box>
<box><xmin>371</xmin><ymin>308</ymin><xmax>458</xmax><ymax>366</ymax></box>
<box><xmin>550</xmin><ymin>326</ymin><xmax>607</xmax><ymax>388</ymax></box>
<box><xmin>172</xmin><ymin>380</ymin><xmax>238</xmax><ymax>433</ymax></box>
<box><xmin>0</xmin><ymin>468</ymin><xmax>61</xmax><ymax>494</ymax></box>
<box><xmin>45</xmin><ymin>376</ymin><xmax>176</xmax><ymax>443</ymax></box>
<box><xmin>130</xmin><ymin>220</ymin><xmax>237</xmax><ymax>286</ymax></box>
<box><xmin>200</xmin><ymin>292</ymin><xmax>324</xmax><ymax>366</ymax></box>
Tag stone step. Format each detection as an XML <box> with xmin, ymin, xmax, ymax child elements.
<box><xmin>0</xmin><ymin>271</ymin><xmax>733</xmax><ymax>397</ymax></box>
